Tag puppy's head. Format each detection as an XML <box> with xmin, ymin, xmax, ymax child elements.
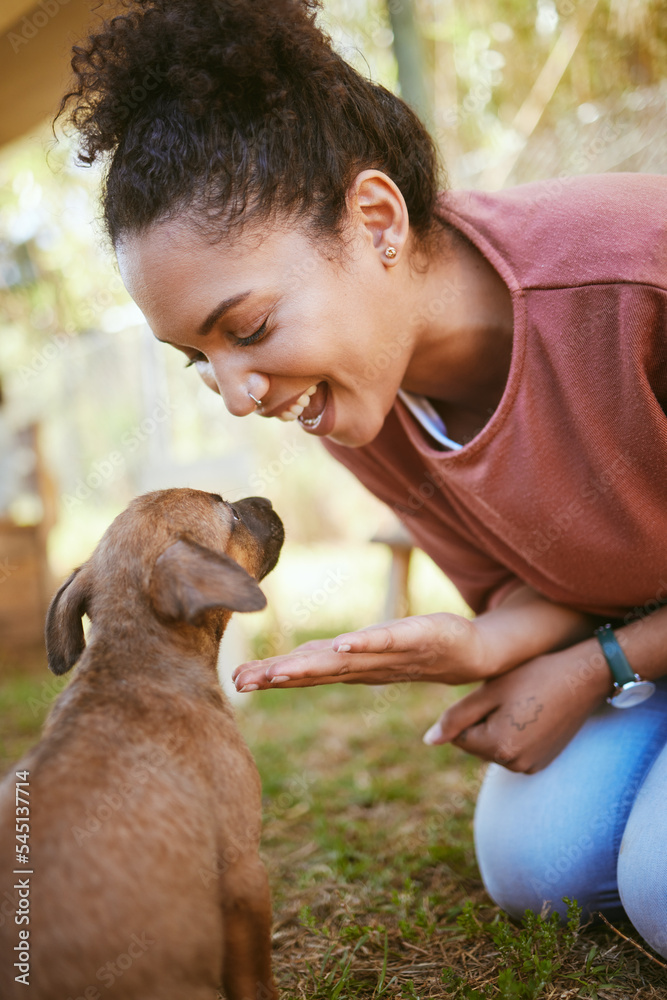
<box><xmin>45</xmin><ymin>489</ymin><xmax>284</xmax><ymax>675</ymax></box>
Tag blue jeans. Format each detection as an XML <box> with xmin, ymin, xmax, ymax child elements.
<box><xmin>473</xmin><ymin>679</ymin><xmax>667</xmax><ymax>957</ymax></box>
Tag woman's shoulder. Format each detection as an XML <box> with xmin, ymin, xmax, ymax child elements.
<box><xmin>437</xmin><ymin>173</ymin><xmax>667</xmax><ymax>293</ymax></box>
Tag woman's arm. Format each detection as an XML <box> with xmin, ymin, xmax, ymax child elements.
<box><xmin>474</xmin><ymin>583</ymin><xmax>596</xmax><ymax>675</ymax></box>
<box><xmin>426</xmin><ymin>603</ymin><xmax>667</xmax><ymax>773</ymax></box>
<box><xmin>232</xmin><ymin>584</ymin><xmax>596</xmax><ymax>691</ymax></box>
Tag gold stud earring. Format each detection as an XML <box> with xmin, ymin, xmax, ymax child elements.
<box><xmin>384</xmin><ymin>246</ymin><xmax>397</xmax><ymax>259</ymax></box>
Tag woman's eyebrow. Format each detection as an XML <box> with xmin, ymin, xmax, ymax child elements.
<box><xmin>197</xmin><ymin>290</ymin><xmax>254</xmax><ymax>336</ymax></box>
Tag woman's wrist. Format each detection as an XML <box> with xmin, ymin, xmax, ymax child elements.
<box><xmin>607</xmin><ymin>605</ymin><xmax>667</xmax><ymax>682</ymax></box>
<box><xmin>560</xmin><ymin>605</ymin><xmax>667</xmax><ymax>704</ymax></box>
<box><xmin>499</xmin><ymin>605</ymin><xmax>667</xmax><ymax>709</ymax></box>
<box><xmin>551</xmin><ymin>636</ymin><xmax>616</xmax><ymax>705</ymax></box>
<box><xmin>472</xmin><ymin>585</ymin><xmax>596</xmax><ymax>678</ymax></box>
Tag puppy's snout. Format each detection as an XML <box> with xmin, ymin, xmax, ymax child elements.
<box><xmin>242</xmin><ymin>496</ymin><xmax>273</xmax><ymax>511</ymax></box>
<box><xmin>232</xmin><ymin>496</ymin><xmax>274</xmax><ymax>520</ymax></box>
<box><xmin>232</xmin><ymin>497</ymin><xmax>284</xmax><ymax>580</ymax></box>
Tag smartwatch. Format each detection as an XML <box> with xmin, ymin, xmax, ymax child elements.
<box><xmin>594</xmin><ymin>624</ymin><xmax>656</xmax><ymax>709</ymax></box>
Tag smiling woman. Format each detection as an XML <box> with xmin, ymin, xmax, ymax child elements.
<box><xmin>57</xmin><ymin>0</ymin><xmax>667</xmax><ymax>963</ymax></box>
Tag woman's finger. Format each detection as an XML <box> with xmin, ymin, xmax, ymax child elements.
<box><xmin>263</xmin><ymin>646</ymin><xmax>432</xmax><ymax>683</ymax></box>
<box><xmin>289</xmin><ymin>637</ymin><xmax>337</xmax><ymax>654</ymax></box>
<box><xmin>233</xmin><ymin>649</ymin><xmax>348</xmax><ymax>690</ymax></box>
<box><xmin>234</xmin><ymin>647</ymin><xmax>425</xmax><ymax>691</ymax></box>
<box><xmin>231</xmin><ymin>631</ymin><xmax>387</xmax><ymax>680</ymax></box>
<box><xmin>422</xmin><ymin>684</ymin><xmax>494</xmax><ymax>745</ymax></box>
<box><xmin>332</xmin><ymin>616</ymin><xmax>431</xmax><ymax>653</ymax></box>
<box><xmin>232</xmin><ymin>652</ymin><xmax>305</xmax><ymax>687</ymax></box>
<box><xmin>248</xmin><ymin>668</ymin><xmax>414</xmax><ymax>689</ymax></box>
<box><xmin>231</xmin><ymin>637</ymin><xmax>339</xmax><ymax>683</ymax></box>
<box><xmin>231</xmin><ymin>658</ymin><xmax>263</xmax><ymax>683</ymax></box>
<box><xmin>332</xmin><ymin>625</ymin><xmax>400</xmax><ymax>653</ymax></box>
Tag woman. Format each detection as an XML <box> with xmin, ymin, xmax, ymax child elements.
<box><xmin>60</xmin><ymin>0</ymin><xmax>667</xmax><ymax>954</ymax></box>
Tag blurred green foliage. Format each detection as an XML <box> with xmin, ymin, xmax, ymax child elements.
<box><xmin>0</xmin><ymin>0</ymin><xmax>664</xmax><ymax>645</ymax></box>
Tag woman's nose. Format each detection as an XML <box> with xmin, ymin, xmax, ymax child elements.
<box><xmin>202</xmin><ymin>356</ymin><xmax>265</xmax><ymax>417</ymax></box>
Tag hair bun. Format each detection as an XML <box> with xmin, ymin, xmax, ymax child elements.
<box><xmin>59</xmin><ymin>0</ymin><xmax>444</xmax><ymax>253</ymax></box>
<box><xmin>64</xmin><ymin>0</ymin><xmax>335</xmax><ymax>158</ymax></box>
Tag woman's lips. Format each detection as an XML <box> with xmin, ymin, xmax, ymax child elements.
<box><xmin>298</xmin><ymin>381</ymin><xmax>326</xmax><ymax>423</ymax></box>
<box><xmin>259</xmin><ymin>381</ymin><xmax>335</xmax><ymax>436</ymax></box>
<box><xmin>276</xmin><ymin>384</ymin><xmax>318</xmax><ymax>421</ymax></box>
<box><xmin>258</xmin><ymin>385</ymin><xmax>317</xmax><ymax>420</ymax></box>
<box><xmin>298</xmin><ymin>381</ymin><xmax>334</xmax><ymax>436</ymax></box>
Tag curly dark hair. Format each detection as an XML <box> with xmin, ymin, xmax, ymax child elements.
<box><xmin>57</xmin><ymin>0</ymin><xmax>447</xmax><ymax>254</ymax></box>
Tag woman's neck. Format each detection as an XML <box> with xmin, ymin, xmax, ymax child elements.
<box><xmin>402</xmin><ymin>229</ymin><xmax>514</xmax><ymax>422</ymax></box>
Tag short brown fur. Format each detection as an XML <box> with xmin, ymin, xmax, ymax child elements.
<box><xmin>0</xmin><ymin>488</ymin><xmax>284</xmax><ymax>1000</ymax></box>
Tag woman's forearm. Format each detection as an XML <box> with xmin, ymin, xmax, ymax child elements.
<box><xmin>432</xmin><ymin>602</ymin><xmax>667</xmax><ymax>773</ymax></box>
<box><xmin>473</xmin><ymin>584</ymin><xmax>667</xmax><ymax>686</ymax></box>
<box><xmin>505</xmin><ymin>601</ymin><xmax>667</xmax><ymax>710</ymax></box>
<box><xmin>473</xmin><ymin>584</ymin><xmax>598</xmax><ymax>678</ymax></box>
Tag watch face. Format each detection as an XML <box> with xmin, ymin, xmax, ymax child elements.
<box><xmin>610</xmin><ymin>681</ymin><xmax>656</xmax><ymax>709</ymax></box>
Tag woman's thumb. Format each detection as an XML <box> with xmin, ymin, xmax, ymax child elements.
<box><xmin>423</xmin><ymin>688</ymin><xmax>491</xmax><ymax>745</ymax></box>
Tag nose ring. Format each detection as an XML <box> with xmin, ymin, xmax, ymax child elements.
<box><xmin>248</xmin><ymin>392</ymin><xmax>263</xmax><ymax>408</ymax></box>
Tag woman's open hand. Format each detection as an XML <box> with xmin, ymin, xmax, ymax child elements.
<box><xmin>423</xmin><ymin>641</ymin><xmax>612</xmax><ymax>773</ymax></box>
<box><xmin>232</xmin><ymin>612</ymin><xmax>486</xmax><ymax>692</ymax></box>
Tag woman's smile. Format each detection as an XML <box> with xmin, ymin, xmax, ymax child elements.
<box><xmin>258</xmin><ymin>382</ymin><xmax>318</xmax><ymax>421</ymax></box>
<box><xmin>117</xmin><ymin>214</ymin><xmax>415</xmax><ymax>448</ymax></box>
<box><xmin>266</xmin><ymin>381</ymin><xmax>333</xmax><ymax>436</ymax></box>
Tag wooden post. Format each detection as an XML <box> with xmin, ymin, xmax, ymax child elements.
<box><xmin>371</xmin><ymin>523</ymin><xmax>414</xmax><ymax>621</ymax></box>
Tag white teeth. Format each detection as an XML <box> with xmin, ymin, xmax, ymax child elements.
<box><xmin>302</xmin><ymin>411</ymin><xmax>323</xmax><ymax>428</ymax></box>
<box><xmin>277</xmin><ymin>384</ymin><xmax>320</xmax><ymax>421</ymax></box>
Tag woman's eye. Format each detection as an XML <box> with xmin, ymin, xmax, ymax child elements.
<box><xmin>184</xmin><ymin>352</ymin><xmax>208</xmax><ymax>368</ymax></box>
<box><xmin>233</xmin><ymin>319</ymin><xmax>268</xmax><ymax>347</ymax></box>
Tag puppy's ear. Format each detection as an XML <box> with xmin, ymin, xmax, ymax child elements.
<box><xmin>149</xmin><ymin>538</ymin><xmax>267</xmax><ymax>623</ymax></box>
<box><xmin>45</xmin><ymin>568</ymin><xmax>89</xmax><ymax>675</ymax></box>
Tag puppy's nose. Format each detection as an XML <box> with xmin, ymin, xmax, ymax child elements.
<box><xmin>243</xmin><ymin>496</ymin><xmax>273</xmax><ymax>510</ymax></box>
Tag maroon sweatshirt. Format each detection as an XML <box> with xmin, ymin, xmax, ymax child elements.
<box><xmin>324</xmin><ymin>173</ymin><xmax>667</xmax><ymax>619</ymax></box>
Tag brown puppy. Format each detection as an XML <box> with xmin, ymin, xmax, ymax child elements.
<box><xmin>0</xmin><ymin>488</ymin><xmax>283</xmax><ymax>1000</ymax></box>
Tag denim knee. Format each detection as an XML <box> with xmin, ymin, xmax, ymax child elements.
<box><xmin>472</xmin><ymin>689</ymin><xmax>667</xmax><ymax>926</ymax></box>
<box><xmin>474</xmin><ymin>763</ymin><xmax>623</xmax><ymax>922</ymax></box>
<box><xmin>617</xmin><ymin>743</ymin><xmax>667</xmax><ymax>959</ymax></box>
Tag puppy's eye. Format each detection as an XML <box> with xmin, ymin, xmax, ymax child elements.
<box><xmin>229</xmin><ymin>504</ymin><xmax>240</xmax><ymax>521</ymax></box>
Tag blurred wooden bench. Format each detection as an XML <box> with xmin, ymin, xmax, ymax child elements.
<box><xmin>0</xmin><ymin>423</ymin><xmax>56</xmax><ymax>670</ymax></box>
<box><xmin>371</xmin><ymin>523</ymin><xmax>414</xmax><ymax>620</ymax></box>
<box><xmin>0</xmin><ymin>519</ymin><xmax>52</xmax><ymax>662</ymax></box>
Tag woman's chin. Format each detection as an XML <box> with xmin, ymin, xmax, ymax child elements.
<box><xmin>324</xmin><ymin>419</ymin><xmax>383</xmax><ymax>449</ymax></box>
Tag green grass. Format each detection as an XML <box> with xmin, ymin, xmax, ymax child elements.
<box><xmin>0</xmin><ymin>667</ymin><xmax>68</xmax><ymax>763</ymax></box>
<box><xmin>1</xmin><ymin>663</ymin><xmax>665</xmax><ymax>998</ymax></box>
<box><xmin>235</xmin><ymin>683</ymin><xmax>667</xmax><ymax>999</ymax></box>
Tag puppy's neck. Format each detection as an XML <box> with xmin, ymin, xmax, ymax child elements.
<box><xmin>85</xmin><ymin>615</ymin><xmax>227</xmax><ymax>676</ymax></box>
<box><xmin>47</xmin><ymin>629</ymin><xmax>232</xmax><ymax>737</ymax></box>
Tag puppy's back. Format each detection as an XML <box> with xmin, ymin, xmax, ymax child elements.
<box><xmin>0</xmin><ymin>679</ymin><xmax>263</xmax><ymax>999</ymax></box>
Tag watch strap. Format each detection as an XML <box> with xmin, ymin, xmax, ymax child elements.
<box><xmin>594</xmin><ymin>624</ymin><xmax>636</xmax><ymax>687</ymax></box>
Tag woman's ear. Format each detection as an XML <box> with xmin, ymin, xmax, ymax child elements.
<box><xmin>149</xmin><ymin>537</ymin><xmax>267</xmax><ymax>624</ymax></box>
<box><xmin>45</xmin><ymin>568</ymin><xmax>89</xmax><ymax>675</ymax></box>
<box><xmin>347</xmin><ymin>169</ymin><xmax>409</xmax><ymax>258</ymax></box>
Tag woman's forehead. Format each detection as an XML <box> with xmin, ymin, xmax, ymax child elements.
<box><xmin>116</xmin><ymin>215</ymin><xmax>346</xmax><ymax>337</ymax></box>
<box><xmin>118</xmin><ymin>215</ymin><xmax>322</xmax><ymax>284</ymax></box>
<box><xmin>119</xmin><ymin>221</ymin><xmax>274</xmax><ymax>302</ymax></box>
